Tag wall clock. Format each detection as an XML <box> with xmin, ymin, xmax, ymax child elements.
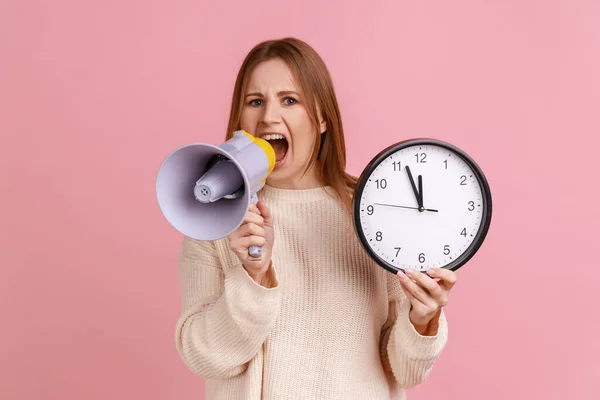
<box><xmin>353</xmin><ymin>138</ymin><xmax>492</xmax><ymax>274</ymax></box>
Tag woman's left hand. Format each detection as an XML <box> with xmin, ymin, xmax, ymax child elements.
<box><xmin>397</xmin><ymin>267</ymin><xmax>457</xmax><ymax>336</ymax></box>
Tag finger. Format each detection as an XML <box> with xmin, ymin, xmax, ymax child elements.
<box><xmin>397</xmin><ymin>270</ymin><xmax>437</xmax><ymax>308</ymax></box>
<box><xmin>426</xmin><ymin>268</ymin><xmax>457</xmax><ymax>291</ymax></box>
<box><xmin>256</xmin><ymin>201</ymin><xmax>273</xmax><ymax>225</ymax></box>
<box><xmin>405</xmin><ymin>268</ymin><xmax>447</xmax><ymax>306</ymax></box>
<box><xmin>399</xmin><ymin>277</ymin><xmax>435</xmax><ymax>315</ymax></box>
<box><xmin>242</xmin><ymin>212</ymin><xmax>264</xmax><ymax>226</ymax></box>
<box><xmin>237</xmin><ymin>222</ymin><xmax>266</xmax><ymax>238</ymax></box>
<box><xmin>249</xmin><ymin>202</ymin><xmax>260</xmax><ymax>215</ymax></box>
<box><xmin>236</xmin><ymin>235</ymin><xmax>266</xmax><ymax>250</ymax></box>
<box><xmin>396</xmin><ymin>274</ymin><xmax>419</xmax><ymax>309</ymax></box>
<box><xmin>402</xmin><ymin>283</ymin><xmax>416</xmax><ymax>302</ymax></box>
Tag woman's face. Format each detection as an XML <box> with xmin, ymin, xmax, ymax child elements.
<box><xmin>239</xmin><ymin>58</ymin><xmax>326</xmax><ymax>189</ymax></box>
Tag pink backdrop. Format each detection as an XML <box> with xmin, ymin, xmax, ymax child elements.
<box><xmin>2</xmin><ymin>0</ymin><xmax>599</xmax><ymax>399</ymax></box>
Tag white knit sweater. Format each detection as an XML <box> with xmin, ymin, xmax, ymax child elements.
<box><xmin>175</xmin><ymin>184</ymin><xmax>448</xmax><ymax>399</ymax></box>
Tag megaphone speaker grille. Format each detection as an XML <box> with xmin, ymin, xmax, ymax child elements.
<box><xmin>156</xmin><ymin>143</ymin><xmax>250</xmax><ymax>241</ymax></box>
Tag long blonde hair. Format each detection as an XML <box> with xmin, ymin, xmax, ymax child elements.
<box><xmin>224</xmin><ymin>37</ymin><xmax>357</xmax><ymax>214</ymax></box>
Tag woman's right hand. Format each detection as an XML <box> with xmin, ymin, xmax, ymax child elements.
<box><xmin>227</xmin><ymin>200</ymin><xmax>274</xmax><ymax>282</ymax></box>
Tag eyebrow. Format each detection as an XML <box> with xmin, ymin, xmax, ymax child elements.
<box><xmin>244</xmin><ymin>90</ymin><xmax>300</xmax><ymax>98</ymax></box>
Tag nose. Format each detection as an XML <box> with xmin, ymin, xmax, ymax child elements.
<box><xmin>260</xmin><ymin>102</ymin><xmax>281</xmax><ymax>125</ymax></box>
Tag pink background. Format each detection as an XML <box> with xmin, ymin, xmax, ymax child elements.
<box><xmin>1</xmin><ymin>0</ymin><xmax>599</xmax><ymax>399</ymax></box>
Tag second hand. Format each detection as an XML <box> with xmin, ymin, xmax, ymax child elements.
<box><xmin>374</xmin><ymin>202</ymin><xmax>439</xmax><ymax>212</ymax></box>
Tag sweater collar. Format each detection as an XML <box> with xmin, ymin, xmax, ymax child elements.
<box><xmin>258</xmin><ymin>184</ymin><xmax>335</xmax><ymax>204</ymax></box>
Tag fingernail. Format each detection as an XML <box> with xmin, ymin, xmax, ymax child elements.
<box><xmin>405</xmin><ymin>268</ymin><xmax>414</xmax><ymax>275</ymax></box>
<box><xmin>397</xmin><ymin>270</ymin><xmax>406</xmax><ymax>279</ymax></box>
<box><xmin>427</xmin><ymin>269</ymin><xmax>435</xmax><ymax>276</ymax></box>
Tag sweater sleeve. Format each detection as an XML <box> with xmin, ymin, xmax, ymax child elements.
<box><xmin>379</xmin><ymin>271</ymin><xmax>448</xmax><ymax>389</ymax></box>
<box><xmin>174</xmin><ymin>236</ymin><xmax>283</xmax><ymax>379</ymax></box>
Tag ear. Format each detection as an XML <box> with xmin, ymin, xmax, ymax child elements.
<box><xmin>315</xmin><ymin>101</ymin><xmax>327</xmax><ymax>134</ymax></box>
<box><xmin>319</xmin><ymin>118</ymin><xmax>326</xmax><ymax>135</ymax></box>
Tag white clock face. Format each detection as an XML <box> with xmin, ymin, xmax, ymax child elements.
<box><xmin>355</xmin><ymin>142</ymin><xmax>488</xmax><ymax>272</ymax></box>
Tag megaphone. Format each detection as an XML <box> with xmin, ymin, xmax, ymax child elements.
<box><xmin>156</xmin><ymin>130</ymin><xmax>276</xmax><ymax>259</ymax></box>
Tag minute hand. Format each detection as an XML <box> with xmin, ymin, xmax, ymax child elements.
<box><xmin>405</xmin><ymin>166</ymin><xmax>423</xmax><ymax>209</ymax></box>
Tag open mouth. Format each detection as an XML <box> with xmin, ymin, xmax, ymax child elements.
<box><xmin>262</xmin><ymin>133</ymin><xmax>289</xmax><ymax>165</ymax></box>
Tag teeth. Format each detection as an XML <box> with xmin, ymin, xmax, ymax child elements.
<box><xmin>262</xmin><ymin>134</ymin><xmax>285</xmax><ymax>141</ymax></box>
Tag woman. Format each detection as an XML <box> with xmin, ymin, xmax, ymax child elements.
<box><xmin>175</xmin><ymin>37</ymin><xmax>457</xmax><ymax>400</ymax></box>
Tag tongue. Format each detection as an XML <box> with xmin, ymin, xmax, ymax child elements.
<box><xmin>269</xmin><ymin>139</ymin><xmax>288</xmax><ymax>162</ymax></box>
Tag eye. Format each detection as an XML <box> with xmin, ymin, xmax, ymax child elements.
<box><xmin>248</xmin><ymin>99</ymin><xmax>263</xmax><ymax>107</ymax></box>
<box><xmin>283</xmin><ymin>97</ymin><xmax>297</xmax><ymax>105</ymax></box>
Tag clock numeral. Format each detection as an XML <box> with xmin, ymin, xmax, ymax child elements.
<box><xmin>367</xmin><ymin>205</ymin><xmax>374</xmax><ymax>215</ymax></box>
<box><xmin>415</xmin><ymin>152</ymin><xmax>427</xmax><ymax>163</ymax></box>
<box><xmin>392</xmin><ymin>161</ymin><xmax>401</xmax><ymax>171</ymax></box>
<box><xmin>376</xmin><ymin>231</ymin><xmax>383</xmax><ymax>241</ymax></box>
<box><xmin>468</xmin><ymin>201</ymin><xmax>475</xmax><ymax>211</ymax></box>
<box><xmin>444</xmin><ymin>245</ymin><xmax>450</xmax><ymax>255</ymax></box>
<box><xmin>375</xmin><ymin>179</ymin><xmax>387</xmax><ymax>189</ymax></box>
<box><xmin>460</xmin><ymin>228</ymin><xmax>467</xmax><ymax>237</ymax></box>
<box><xmin>460</xmin><ymin>175</ymin><xmax>467</xmax><ymax>185</ymax></box>
<box><xmin>394</xmin><ymin>247</ymin><xmax>401</xmax><ymax>256</ymax></box>
<box><xmin>443</xmin><ymin>159</ymin><xmax>448</xmax><ymax>169</ymax></box>
<box><xmin>418</xmin><ymin>253</ymin><xmax>425</xmax><ymax>263</ymax></box>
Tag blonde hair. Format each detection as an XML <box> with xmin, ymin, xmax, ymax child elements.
<box><xmin>225</xmin><ymin>37</ymin><xmax>357</xmax><ymax>214</ymax></box>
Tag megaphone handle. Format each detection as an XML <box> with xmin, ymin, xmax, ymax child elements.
<box><xmin>247</xmin><ymin>192</ymin><xmax>263</xmax><ymax>261</ymax></box>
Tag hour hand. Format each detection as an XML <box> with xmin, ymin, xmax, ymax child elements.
<box><xmin>405</xmin><ymin>166</ymin><xmax>423</xmax><ymax>209</ymax></box>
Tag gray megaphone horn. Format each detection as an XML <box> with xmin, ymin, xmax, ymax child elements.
<box><xmin>155</xmin><ymin>130</ymin><xmax>276</xmax><ymax>260</ymax></box>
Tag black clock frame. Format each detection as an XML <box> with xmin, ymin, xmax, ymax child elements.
<box><xmin>352</xmin><ymin>138</ymin><xmax>493</xmax><ymax>274</ymax></box>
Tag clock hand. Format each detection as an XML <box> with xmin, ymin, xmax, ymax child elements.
<box><xmin>405</xmin><ymin>166</ymin><xmax>424</xmax><ymax>210</ymax></box>
<box><xmin>374</xmin><ymin>202</ymin><xmax>438</xmax><ymax>212</ymax></box>
<box><xmin>418</xmin><ymin>174</ymin><xmax>423</xmax><ymax>209</ymax></box>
